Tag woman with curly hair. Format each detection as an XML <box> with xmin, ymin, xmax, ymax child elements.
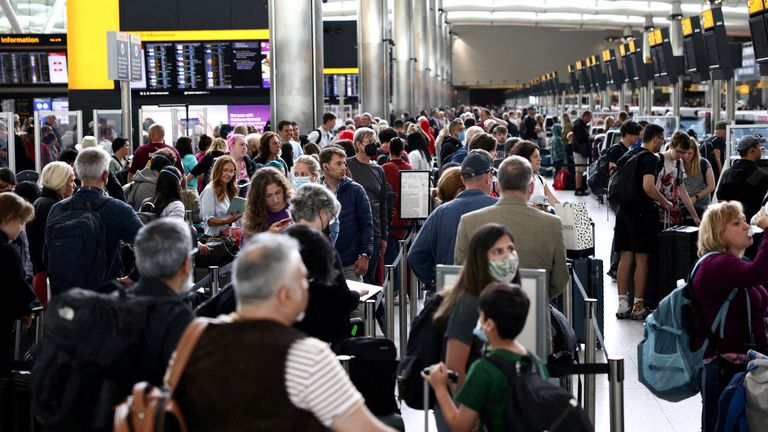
<box><xmin>253</xmin><ymin>131</ymin><xmax>288</xmax><ymax>176</ymax></box>
<box><xmin>200</xmin><ymin>155</ymin><xmax>241</xmax><ymax>235</ymax></box>
<box><xmin>243</xmin><ymin>167</ymin><xmax>294</xmax><ymax>237</ymax></box>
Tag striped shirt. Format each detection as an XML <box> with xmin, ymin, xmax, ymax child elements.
<box><xmin>285</xmin><ymin>337</ymin><xmax>364</xmax><ymax>427</ymax></box>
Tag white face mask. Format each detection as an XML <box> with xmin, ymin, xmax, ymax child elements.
<box><xmin>292</xmin><ymin>176</ymin><xmax>312</xmax><ymax>189</ymax></box>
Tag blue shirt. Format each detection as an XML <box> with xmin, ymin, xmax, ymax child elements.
<box><xmin>408</xmin><ymin>189</ymin><xmax>497</xmax><ymax>287</ymax></box>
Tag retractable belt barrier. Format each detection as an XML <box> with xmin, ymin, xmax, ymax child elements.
<box><xmin>548</xmin><ymin>269</ymin><xmax>625</xmax><ymax>432</ymax></box>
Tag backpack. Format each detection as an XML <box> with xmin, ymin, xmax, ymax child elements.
<box><xmin>587</xmin><ymin>145</ymin><xmax>616</xmax><ymax>195</ymax></box>
<box><xmin>334</xmin><ymin>337</ymin><xmax>399</xmax><ymax>416</ymax></box>
<box><xmin>484</xmin><ymin>354</ymin><xmax>593</xmax><ymax>432</ymax></box>
<box><xmin>716</xmin><ymin>371</ymin><xmax>750</xmax><ymax>432</ymax></box>
<box><xmin>114</xmin><ymin>319</ymin><xmax>210</xmax><ymax>432</ymax></box>
<box><xmin>46</xmin><ymin>195</ymin><xmax>113</xmax><ymax>295</ymax></box>
<box><xmin>30</xmin><ymin>287</ymin><xmax>166</xmax><ymax>430</ymax></box>
<box><xmin>607</xmin><ymin>150</ymin><xmax>642</xmax><ymax>207</ymax></box>
<box><xmin>700</xmin><ymin>136</ymin><xmax>721</xmax><ymax>177</ymax></box>
<box><xmin>396</xmin><ymin>294</ymin><xmax>444</xmax><ymax>409</ymax></box>
<box><xmin>549</xmin><ymin>304</ymin><xmax>578</xmax><ymax>365</ymax></box>
<box><xmin>637</xmin><ymin>253</ymin><xmax>753</xmax><ymax>402</ymax></box>
<box><xmin>137</xmin><ymin>201</ymin><xmax>159</xmax><ymax>224</ymax></box>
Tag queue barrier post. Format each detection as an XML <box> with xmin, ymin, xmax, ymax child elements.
<box><xmin>584</xmin><ymin>298</ymin><xmax>598</xmax><ymax>426</ymax></box>
<box><xmin>385</xmin><ymin>265</ymin><xmax>396</xmax><ymax>340</ymax></box>
<box><xmin>209</xmin><ymin>266</ymin><xmax>220</xmax><ymax>296</ymax></box>
<box><xmin>398</xmin><ymin>239</ymin><xmax>409</xmax><ymax>356</ymax></box>
<box><xmin>608</xmin><ymin>356</ymin><xmax>625</xmax><ymax>432</ymax></box>
<box><xmin>365</xmin><ymin>299</ymin><xmax>376</xmax><ymax>337</ymax></box>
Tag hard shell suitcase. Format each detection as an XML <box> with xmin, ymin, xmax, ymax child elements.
<box><xmin>570</xmin><ymin>258</ymin><xmax>604</xmax><ymax>343</ymax></box>
<box><xmin>334</xmin><ymin>337</ymin><xmax>399</xmax><ymax>416</ymax></box>
<box><xmin>648</xmin><ymin>226</ymin><xmax>698</xmax><ymax>309</ymax></box>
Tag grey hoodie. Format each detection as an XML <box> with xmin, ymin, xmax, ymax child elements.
<box><xmin>123</xmin><ymin>167</ymin><xmax>158</xmax><ymax>211</ymax></box>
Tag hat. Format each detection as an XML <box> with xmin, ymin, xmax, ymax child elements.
<box><xmin>461</xmin><ymin>150</ymin><xmax>494</xmax><ymax>178</ymax></box>
<box><xmin>75</xmin><ymin>135</ymin><xmax>99</xmax><ymax>151</ymax></box>
<box><xmin>338</xmin><ymin>129</ymin><xmax>354</xmax><ymax>141</ymax></box>
<box><xmin>715</xmin><ymin>121</ymin><xmax>729</xmax><ymax>132</ymax></box>
<box><xmin>736</xmin><ymin>135</ymin><xmax>766</xmax><ymax>152</ymax></box>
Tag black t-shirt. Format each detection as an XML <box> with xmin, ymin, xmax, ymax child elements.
<box><xmin>606</xmin><ymin>143</ymin><xmax>629</xmax><ymax>164</ymax></box>
<box><xmin>624</xmin><ymin>146</ymin><xmax>659</xmax><ymax>208</ymax></box>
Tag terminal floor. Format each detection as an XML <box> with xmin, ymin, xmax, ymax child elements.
<box><xmin>388</xmin><ymin>184</ymin><xmax>702</xmax><ymax>432</ymax></box>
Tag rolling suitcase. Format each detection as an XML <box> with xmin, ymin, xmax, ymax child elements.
<box><xmin>648</xmin><ymin>226</ymin><xmax>698</xmax><ymax>309</ymax></box>
<box><xmin>334</xmin><ymin>337</ymin><xmax>399</xmax><ymax>416</ymax></box>
<box><xmin>570</xmin><ymin>258</ymin><xmax>604</xmax><ymax>343</ymax></box>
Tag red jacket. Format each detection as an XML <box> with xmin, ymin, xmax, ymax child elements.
<box><xmin>382</xmin><ymin>159</ymin><xmax>413</xmax><ymax>239</ymax></box>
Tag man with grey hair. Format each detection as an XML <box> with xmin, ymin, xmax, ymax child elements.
<box><xmin>46</xmin><ymin>147</ymin><xmax>143</xmax><ymax>294</ymax></box>
<box><xmin>454</xmin><ymin>155</ymin><xmax>568</xmax><ymax>299</ymax></box>
<box><xmin>175</xmin><ymin>233</ymin><xmax>393</xmax><ymax>432</ymax></box>
<box><xmin>130</xmin><ymin>218</ymin><xmax>195</xmax><ymax>385</ymax></box>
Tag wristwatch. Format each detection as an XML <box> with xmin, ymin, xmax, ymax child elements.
<box><xmin>359</xmin><ymin>253</ymin><xmax>371</xmax><ymax>259</ymax></box>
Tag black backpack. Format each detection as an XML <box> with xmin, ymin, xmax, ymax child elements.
<box><xmin>333</xmin><ymin>337</ymin><xmax>399</xmax><ymax>416</ymax></box>
<box><xmin>484</xmin><ymin>354</ymin><xmax>593</xmax><ymax>432</ymax></box>
<box><xmin>607</xmin><ymin>149</ymin><xmax>643</xmax><ymax>207</ymax></box>
<box><xmin>549</xmin><ymin>305</ymin><xmax>578</xmax><ymax>365</ymax></box>
<box><xmin>30</xmin><ymin>287</ymin><xmax>165</xmax><ymax>430</ymax></box>
<box><xmin>587</xmin><ymin>144</ymin><xmax>620</xmax><ymax>195</ymax></box>
<box><xmin>46</xmin><ymin>195</ymin><xmax>113</xmax><ymax>295</ymax></box>
<box><xmin>396</xmin><ymin>294</ymin><xmax>444</xmax><ymax>409</ymax></box>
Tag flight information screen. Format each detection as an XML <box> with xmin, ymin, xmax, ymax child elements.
<box><xmin>139</xmin><ymin>40</ymin><xmax>267</xmax><ymax>95</ymax></box>
<box><xmin>0</xmin><ymin>51</ymin><xmax>67</xmax><ymax>85</ymax></box>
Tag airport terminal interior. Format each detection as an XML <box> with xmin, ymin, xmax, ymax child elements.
<box><xmin>2</xmin><ymin>0</ymin><xmax>768</xmax><ymax>431</ymax></box>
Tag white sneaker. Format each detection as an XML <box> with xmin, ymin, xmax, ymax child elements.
<box><xmin>615</xmin><ymin>297</ymin><xmax>630</xmax><ymax>319</ymax></box>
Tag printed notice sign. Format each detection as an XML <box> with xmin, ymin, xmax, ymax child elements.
<box><xmin>400</xmin><ymin>170</ymin><xmax>431</xmax><ymax>220</ymax></box>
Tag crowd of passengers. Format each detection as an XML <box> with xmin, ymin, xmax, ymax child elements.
<box><xmin>1</xmin><ymin>105</ymin><xmax>767</xmax><ymax>432</ymax></box>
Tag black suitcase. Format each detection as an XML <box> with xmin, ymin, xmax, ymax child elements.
<box><xmin>0</xmin><ymin>370</ymin><xmax>38</xmax><ymax>432</ymax></box>
<box><xmin>570</xmin><ymin>258</ymin><xmax>604</xmax><ymax>343</ymax></box>
<box><xmin>648</xmin><ymin>226</ymin><xmax>698</xmax><ymax>309</ymax></box>
<box><xmin>334</xmin><ymin>337</ymin><xmax>399</xmax><ymax>416</ymax></box>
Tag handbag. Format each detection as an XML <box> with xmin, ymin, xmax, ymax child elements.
<box><xmin>553</xmin><ymin>202</ymin><xmax>594</xmax><ymax>258</ymax></box>
<box><xmin>195</xmin><ymin>234</ymin><xmax>239</xmax><ymax>268</ymax></box>
<box><xmin>553</xmin><ymin>169</ymin><xmax>570</xmax><ymax>190</ymax></box>
<box><xmin>114</xmin><ymin>319</ymin><xmax>210</xmax><ymax>432</ymax></box>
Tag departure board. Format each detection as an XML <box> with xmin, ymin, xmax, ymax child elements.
<box><xmin>0</xmin><ymin>34</ymin><xmax>67</xmax><ymax>87</ymax></box>
<box><xmin>323</xmin><ymin>74</ymin><xmax>359</xmax><ymax>98</ymax></box>
<box><xmin>140</xmin><ymin>40</ymin><xmax>267</xmax><ymax>94</ymax></box>
<box><xmin>0</xmin><ymin>52</ymin><xmax>56</xmax><ymax>85</ymax></box>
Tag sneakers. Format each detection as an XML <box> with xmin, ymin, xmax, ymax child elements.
<box><xmin>606</xmin><ymin>268</ymin><xmax>617</xmax><ymax>280</ymax></box>
<box><xmin>574</xmin><ymin>188</ymin><xmax>590</xmax><ymax>196</ymax></box>
<box><xmin>629</xmin><ymin>301</ymin><xmax>650</xmax><ymax>320</ymax></box>
<box><xmin>615</xmin><ymin>297</ymin><xmax>631</xmax><ymax>319</ymax></box>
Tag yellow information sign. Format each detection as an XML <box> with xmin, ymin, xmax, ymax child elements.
<box><xmin>628</xmin><ymin>39</ymin><xmax>637</xmax><ymax>53</ymax></box>
<box><xmin>682</xmin><ymin>17</ymin><xmax>693</xmax><ymax>37</ymax></box>
<box><xmin>701</xmin><ymin>9</ymin><xmax>715</xmax><ymax>30</ymax></box>
<box><xmin>654</xmin><ymin>29</ymin><xmax>663</xmax><ymax>46</ymax></box>
<box><xmin>576</xmin><ymin>60</ymin><xmax>583</xmax><ymax>70</ymax></box>
<box><xmin>619</xmin><ymin>44</ymin><xmax>627</xmax><ymax>57</ymax></box>
<box><xmin>602</xmin><ymin>50</ymin><xmax>611</xmax><ymax>62</ymax></box>
<box><xmin>748</xmin><ymin>0</ymin><xmax>765</xmax><ymax>15</ymax></box>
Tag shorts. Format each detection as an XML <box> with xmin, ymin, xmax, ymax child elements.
<box><xmin>614</xmin><ymin>204</ymin><xmax>660</xmax><ymax>254</ymax></box>
<box><xmin>573</xmin><ymin>153</ymin><xmax>588</xmax><ymax>173</ymax></box>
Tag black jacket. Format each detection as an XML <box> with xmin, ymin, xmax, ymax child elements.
<box><xmin>440</xmin><ymin>136</ymin><xmax>463</xmax><ymax>166</ymax></box>
<box><xmin>572</xmin><ymin>118</ymin><xmax>591</xmax><ymax>157</ymax></box>
<box><xmin>717</xmin><ymin>159</ymin><xmax>768</xmax><ymax>221</ymax></box>
<box><xmin>130</xmin><ymin>277</ymin><xmax>195</xmax><ymax>386</ymax></box>
<box><xmin>0</xmin><ymin>230</ymin><xmax>37</xmax><ymax>343</ymax></box>
<box><xmin>28</xmin><ymin>187</ymin><xmax>62</xmax><ymax>274</ymax></box>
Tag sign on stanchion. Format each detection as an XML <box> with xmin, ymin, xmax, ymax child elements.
<box><xmin>107</xmin><ymin>31</ymin><xmax>142</xmax><ymax>150</ymax></box>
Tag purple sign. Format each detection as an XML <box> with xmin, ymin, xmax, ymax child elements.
<box><xmin>227</xmin><ymin>104</ymin><xmax>270</xmax><ymax>132</ymax></box>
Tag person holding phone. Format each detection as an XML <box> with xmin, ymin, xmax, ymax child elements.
<box><xmin>200</xmin><ymin>155</ymin><xmax>242</xmax><ymax>236</ymax></box>
<box><xmin>243</xmin><ymin>167</ymin><xmax>294</xmax><ymax>240</ymax></box>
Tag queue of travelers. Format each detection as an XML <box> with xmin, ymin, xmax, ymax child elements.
<box><xmin>1</xmin><ymin>104</ymin><xmax>767</xmax><ymax>432</ymax></box>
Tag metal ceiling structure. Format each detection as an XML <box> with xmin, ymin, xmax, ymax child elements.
<box><xmin>0</xmin><ymin>0</ymin><xmax>750</xmax><ymax>36</ymax></box>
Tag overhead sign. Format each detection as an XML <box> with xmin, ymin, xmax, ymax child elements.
<box><xmin>107</xmin><ymin>31</ymin><xmax>130</xmax><ymax>81</ymax></box>
<box><xmin>129</xmin><ymin>34</ymin><xmax>142</xmax><ymax>81</ymax></box>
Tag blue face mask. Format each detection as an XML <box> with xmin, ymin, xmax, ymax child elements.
<box><xmin>458</xmin><ymin>131</ymin><xmax>466</xmax><ymax>142</ymax></box>
<box><xmin>473</xmin><ymin>320</ymin><xmax>488</xmax><ymax>344</ymax></box>
<box><xmin>292</xmin><ymin>176</ymin><xmax>311</xmax><ymax>189</ymax></box>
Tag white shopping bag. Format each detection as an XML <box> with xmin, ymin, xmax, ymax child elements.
<box><xmin>553</xmin><ymin>202</ymin><xmax>594</xmax><ymax>257</ymax></box>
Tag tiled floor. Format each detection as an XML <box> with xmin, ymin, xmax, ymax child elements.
<box><xmin>391</xmin><ymin>184</ymin><xmax>703</xmax><ymax>432</ymax></box>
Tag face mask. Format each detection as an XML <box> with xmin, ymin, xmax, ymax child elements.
<box><xmin>292</xmin><ymin>176</ymin><xmax>311</xmax><ymax>189</ymax></box>
<box><xmin>488</xmin><ymin>253</ymin><xmax>520</xmax><ymax>283</ymax></box>
<box><xmin>473</xmin><ymin>320</ymin><xmax>488</xmax><ymax>343</ymax></box>
<box><xmin>364</xmin><ymin>143</ymin><xmax>378</xmax><ymax>157</ymax></box>
<box><xmin>458</xmin><ymin>131</ymin><xmax>466</xmax><ymax>142</ymax></box>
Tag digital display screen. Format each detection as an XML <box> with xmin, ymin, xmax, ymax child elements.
<box><xmin>704</xmin><ymin>32</ymin><xmax>720</xmax><ymax>68</ymax></box>
<box><xmin>684</xmin><ymin>38</ymin><xmax>697</xmax><ymax>72</ymax></box>
<box><xmin>749</xmin><ymin>16</ymin><xmax>768</xmax><ymax>62</ymax></box>
<box><xmin>0</xmin><ymin>51</ymin><xmax>68</xmax><ymax>85</ymax></box>
<box><xmin>324</xmin><ymin>74</ymin><xmax>359</xmax><ymax>98</ymax></box>
<box><xmin>139</xmin><ymin>40</ymin><xmax>268</xmax><ymax>95</ymax></box>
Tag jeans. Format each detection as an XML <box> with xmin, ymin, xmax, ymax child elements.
<box><xmin>363</xmin><ymin>237</ymin><xmax>381</xmax><ymax>285</ymax></box>
<box><xmin>700</xmin><ymin>358</ymin><xmax>747</xmax><ymax>432</ymax></box>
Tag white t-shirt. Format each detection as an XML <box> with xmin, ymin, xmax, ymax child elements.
<box><xmin>200</xmin><ymin>183</ymin><xmax>232</xmax><ymax>235</ymax></box>
<box><xmin>656</xmin><ymin>155</ymin><xmax>686</xmax><ymax>202</ymax></box>
<box><xmin>285</xmin><ymin>337</ymin><xmax>364</xmax><ymax>427</ymax></box>
<box><xmin>408</xmin><ymin>150</ymin><xmax>431</xmax><ymax>170</ymax></box>
<box><xmin>528</xmin><ymin>174</ymin><xmax>547</xmax><ymax>204</ymax></box>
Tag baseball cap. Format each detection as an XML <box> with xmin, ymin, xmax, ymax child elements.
<box><xmin>714</xmin><ymin>121</ymin><xmax>729</xmax><ymax>131</ymax></box>
<box><xmin>461</xmin><ymin>150</ymin><xmax>494</xmax><ymax>178</ymax></box>
<box><xmin>736</xmin><ymin>135</ymin><xmax>766</xmax><ymax>152</ymax></box>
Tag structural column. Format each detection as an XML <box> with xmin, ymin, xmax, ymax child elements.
<box><xmin>643</xmin><ymin>20</ymin><xmax>654</xmax><ymax>115</ymax></box>
<box><xmin>269</xmin><ymin>0</ymin><xmax>323</xmax><ymax>131</ymax></box>
<box><xmin>393</xmin><ymin>0</ymin><xmax>413</xmax><ymax>116</ymax></box>
<box><xmin>669</xmin><ymin>4</ymin><xmax>683</xmax><ymax>118</ymax></box>
<box><xmin>435</xmin><ymin>8</ymin><xmax>444</xmax><ymax>107</ymax></box>
<box><xmin>426</xmin><ymin>0</ymin><xmax>438</xmax><ymax>110</ymax></box>
<box><xmin>358</xmin><ymin>0</ymin><xmax>387</xmax><ymax>117</ymax></box>
<box><xmin>412</xmin><ymin>0</ymin><xmax>428</xmax><ymax>113</ymax></box>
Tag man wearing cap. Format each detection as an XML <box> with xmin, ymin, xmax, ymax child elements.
<box><xmin>454</xmin><ymin>155</ymin><xmax>568</xmax><ymax>300</ymax></box>
<box><xmin>408</xmin><ymin>150</ymin><xmax>497</xmax><ymax>289</ymax></box>
<box><xmin>701</xmin><ymin>120</ymin><xmax>728</xmax><ymax>180</ymax></box>
<box><xmin>716</xmin><ymin>134</ymin><xmax>768</xmax><ymax>221</ymax></box>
